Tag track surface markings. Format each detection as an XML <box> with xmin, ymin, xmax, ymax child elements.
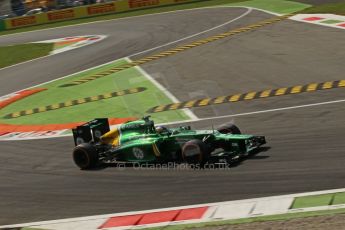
<box><xmin>59</xmin><ymin>13</ymin><xmax>293</xmax><ymax>88</ymax></box>
<box><xmin>147</xmin><ymin>80</ymin><xmax>345</xmax><ymax>113</ymax></box>
<box><xmin>4</xmin><ymin>87</ymin><xmax>146</xmax><ymax>119</ymax></box>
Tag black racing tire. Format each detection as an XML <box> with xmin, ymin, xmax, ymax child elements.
<box><xmin>217</xmin><ymin>123</ymin><xmax>241</xmax><ymax>134</ymax></box>
<box><xmin>73</xmin><ymin>143</ymin><xmax>99</xmax><ymax>170</ymax></box>
<box><xmin>181</xmin><ymin>139</ymin><xmax>211</xmax><ymax>167</ymax></box>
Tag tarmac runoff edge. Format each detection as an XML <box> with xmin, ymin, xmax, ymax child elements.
<box><xmin>58</xmin><ymin>13</ymin><xmax>294</xmax><ymax>88</ymax></box>
<box><xmin>147</xmin><ymin>80</ymin><xmax>345</xmax><ymax>113</ymax></box>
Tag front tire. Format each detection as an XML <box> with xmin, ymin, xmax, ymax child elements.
<box><xmin>73</xmin><ymin>143</ymin><xmax>99</xmax><ymax>170</ymax></box>
<box><xmin>217</xmin><ymin>123</ymin><xmax>241</xmax><ymax>134</ymax></box>
<box><xmin>181</xmin><ymin>139</ymin><xmax>211</xmax><ymax>167</ymax></box>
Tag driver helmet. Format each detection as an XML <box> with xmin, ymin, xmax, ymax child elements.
<box><xmin>155</xmin><ymin>126</ymin><xmax>165</xmax><ymax>134</ymax></box>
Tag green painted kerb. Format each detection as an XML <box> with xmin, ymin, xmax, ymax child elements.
<box><xmin>321</xmin><ymin>19</ymin><xmax>344</xmax><ymax>24</ymax></box>
<box><xmin>333</xmin><ymin>192</ymin><xmax>345</xmax><ymax>205</ymax></box>
<box><xmin>0</xmin><ymin>20</ymin><xmax>5</xmax><ymax>31</ymax></box>
<box><xmin>145</xmin><ymin>208</ymin><xmax>345</xmax><ymax>230</ymax></box>
<box><xmin>291</xmin><ymin>192</ymin><xmax>345</xmax><ymax>209</ymax></box>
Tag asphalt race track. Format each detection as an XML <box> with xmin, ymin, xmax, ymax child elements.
<box><xmin>1</xmin><ymin>7</ymin><xmax>345</xmax><ymax>225</ymax></box>
<box><xmin>0</xmin><ymin>7</ymin><xmax>258</xmax><ymax>95</ymax></box>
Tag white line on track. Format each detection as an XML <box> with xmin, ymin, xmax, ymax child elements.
<box><xmin>128</xmin><ymin>7</ymin><xmax>253</xmax><ymax>58</ymax></box>
<box><xmin>2</xmin><ymin>98</ymin><xmax>343</xmax><ymax>141</ymax></box>
<box><xmin>2</xmin><ymin>5</ymin><xmax>342</xmax><ymax>140</ymax></box>
<box><xmin>0</xmin><ymin>6</ymin><xmax>274</xmax><ymax>39</ymax></box>
<box><xmin>0</xmin><ymin>7</ymin><xmax>253</xmax><ymax>97</ymax></box>
<box><xmin>0</xmin><ymin>35</ymin><xmax>107</xmax><ymax>72</ymax></box>
<box><xmin>128</xmin><ymin>57</ymin><xmax>199</xmax><ymax>120</ymax></box>
<box><xmin>0</xmin><ymin>55</ymin><xmax>51</xmax><ymax>72</ymax></box>
<box><xmin>159</xmin><ymin>98</ymin><xmax>345</xmax><ymax>126</ymax></box>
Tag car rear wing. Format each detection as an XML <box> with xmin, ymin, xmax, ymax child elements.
<box><xmin>72</xmin><ymin>118</ymin><xmax>110</xmax><ymax>146</ymax></box>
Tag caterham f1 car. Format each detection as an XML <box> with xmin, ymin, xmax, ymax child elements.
<box><xmin>72</xmin><ymin>116</ymin><xmax>266</xmax><ymax>169</ymax></box>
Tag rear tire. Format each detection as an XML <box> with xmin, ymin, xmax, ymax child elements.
<box><xmin>217</xmin><ymin>123</ymin><xmax>241</xmax><ymax>134</ymax></box>
<box><xmin>182</xmin><ymin>139</ymin><xmax>211</xmax><ymax>167</ymax></box>
<box><xmin>73</xmin><ymin>143</ymin><xmax>99</xmax><ymax>170</ymax></box>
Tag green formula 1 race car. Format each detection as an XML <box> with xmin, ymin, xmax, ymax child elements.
<box><xmin>72</xmin><ymin>116</ymin><xmax>266</xmax><ymax>169</ymax></box>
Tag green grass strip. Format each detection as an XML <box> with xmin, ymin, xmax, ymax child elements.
<box><xmin>0</xmin><ymin>58</ymin><xmax>189</xmax><ymax>125</ymax></box>
<box><xmin>144</xmin><ymin>208</ymin><xmax>345</xmax><ymax>230</ymax></box>
<box><xmin>333</xmin><ymin>192</ymin><xmax>345</xmax><ymax>205</ymax></box>
<box><xmin>0</xmin><ymin>43</ymin><xmax>54</xmax><ymax>68</ymax></box>
<box><xmin>300</xmin><ymin>2</ymin><xmax>345</xmax><ymax>16</ymax></box>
